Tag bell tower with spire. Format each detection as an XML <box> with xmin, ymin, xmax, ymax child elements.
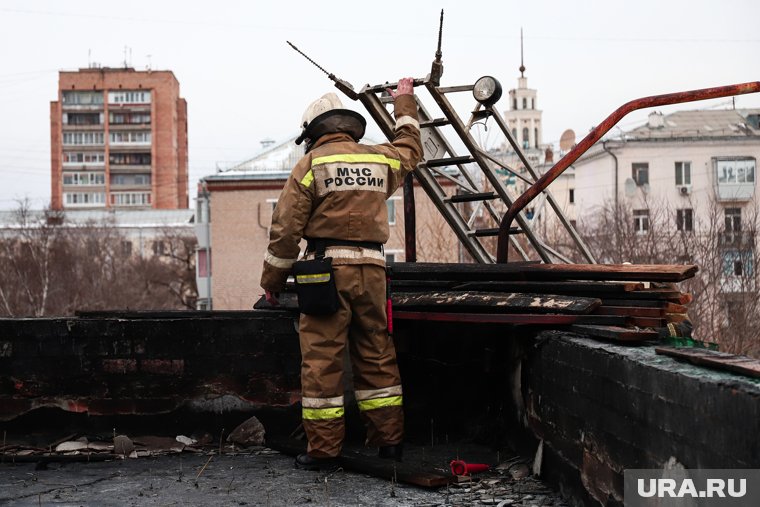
<box><xmin>504</xmin><ymin>29</ymin><xmax>543</xmax><ymax>164</ymax></box>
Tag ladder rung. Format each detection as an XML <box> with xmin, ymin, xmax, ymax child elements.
<box><xmin>426</xmin><ymin>156</ymin><xmax>475</xmax><ymax>168</ymax></box>
<box><xmin>420</xmin><ymin>118</ymin><xmax>450</xmax><ymax>128</ymax></box>
<box><xmin>469</xmin><ymin>227</ymin><xmax>522</xmax><ymax>237</ymax></box>
<box><xmin>445</xmin><ymin>192</ymin><xmax>497</xmax><ymax>203</ymax></box>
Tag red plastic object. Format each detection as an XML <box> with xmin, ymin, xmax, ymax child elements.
<box><xmin>450</xmin><ymin>459</ymin><xmax>490</xmax><ymax>476</ymax></box>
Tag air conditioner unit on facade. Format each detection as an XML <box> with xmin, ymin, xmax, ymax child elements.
<box><xmin>679</xmin><ymin>185</ymin><xmax>691</xmax><ymax>196</ymax></box>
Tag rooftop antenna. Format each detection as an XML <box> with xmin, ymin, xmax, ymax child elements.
<box><xmin>286</xmin><ymin>41</ymin><xmax>359</xmax><ymax>100</ymax></box>
<box><xmin>88</xmin><ymin>48</ymin><xmax>91</xmax><ymax>68</ymax></box>
<box><xmin>123</xmin><ymin>45</ymin><xmax>128</xmax><ymax>68</ymax></box>
<box><xmin>146</xmin><ymin>54</ymin><xmax>152</xmax><ymax>71</ymax></box>
<box><xmin>519</xmin><ymin>27</ymin><xmax>525</xmax><ymax>78</ymax></box>
<box><xmin>429</xmin><ymin>9</ymin><xmax>444</xmax><ymax>85</ymax></box>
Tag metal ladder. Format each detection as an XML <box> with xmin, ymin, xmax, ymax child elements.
<box><xmin>355</xmin><ymin>78</ymin><xmax>596</xmax><ymax>264</ymax></box>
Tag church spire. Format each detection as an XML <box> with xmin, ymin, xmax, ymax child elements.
<box><xmin>519</xmin><ymin>27</ymin><xmax>526</xmax><ymax>78</ymax></box>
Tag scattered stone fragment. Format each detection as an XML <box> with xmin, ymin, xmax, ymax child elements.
<box><xmin>113</xmin><ymin>435</ymin><xmax>134</xmax><ymax>456</ymax></box>
<box><xmin>176</xmin><ymin>435</ymin><xmax>197</xmax><ymax>446</ymax></box>
<box><xmin>55</xmin><ymin>441</ymin><xmax>88</xmax><ymax>452</ymax></box>
<box><xmin>87</xmin><ymin>442</ymin><xmax>113</xmax><ymax>451</ymax></box>
<box><xmin>227</xmin><ymin>416</ymin><xmax>265</xmax><ymax>447</ymax></box>
<box><xmin>509</xmin><ymin>463</ymin><xmax>530</xmax><ymax>479</ymax></box>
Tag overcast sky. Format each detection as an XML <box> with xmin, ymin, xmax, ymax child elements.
<box><xmin>1</xmin><ymin>0</ymin><xmax>758</xmax><ymax>210</ymax></box>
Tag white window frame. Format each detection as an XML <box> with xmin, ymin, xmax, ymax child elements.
<box><xmin>676</xmin><ymin>208</ymin><xmax>693</xmax><ymax>232</ymax></box>
<box><xmin>111</xmin><ymin>192</ymin><xmax>152</xmax><ymax>206</ymax></box>
<box><xmin>675</xmin><ymin>161</ymin><xmax>691</xmax><ymax>186</ymax></box>
<box><xmin>387</xmin><ymin>197</ymin><xmax>401</xmax><ymax>225</ymax></box>
<box><xmin>63</xmin><ymin>192</ymin><xmax>106</xmax><ymax>207</ymax></box>
<box><xmin>108</xmin><ymin>90</ymin><xmax>152</xmax><ymax>104</ymax></box>
<box><xmin>62</xmin><ymin>172</ymin><xmax>105</xmax><ymax>186</ymax></box>
<box><xmin>633</xmin><ymin>209</ymin><xmax>649</xmax><ymax>234</ymax></box>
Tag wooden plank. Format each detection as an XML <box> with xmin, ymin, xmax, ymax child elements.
<box><xmin>596</xmin><ymin>306</ymin><xmax>665</xmax><ymax>318</ymax></box>
<box><xmin>389</xmin><ymin>262</ymin><xmax>699</xmax><ymax>283</ymax></box>
<box><xmin>391</xmin><ymin>291</ymin><xmax>601</xmax><ymax>314</ymax></box>
<box><xmin>602</xmin><ymin>299</ymin><xmax>669</xmax><ymax>308</ymax></box>
<box><xmin>450</xmin><ymin>281</ymin><xmax>645</xmax><ymax>294</ymax></box>
<box><xmin>655</xmin><ymin>347</ymin><xmax>760</xmax><ymax>379</ymax></box>
<box><xmin>571</xmin><ymin>325</ymin><xmax>659</xmax><ymax>342</ymax></box>
<box><xmin>393</xmin><ymin>311</ymin><xmax>581</xmax><ymax>325</ymax></box>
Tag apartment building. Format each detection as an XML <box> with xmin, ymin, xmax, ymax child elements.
<box><xmin>50</xmin><ymin>67</ymin><xmax>188</xmax><ymax>210</ymax></box>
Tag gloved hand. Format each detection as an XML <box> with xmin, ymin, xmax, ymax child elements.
<box><xmin>265</xmin><ymin>290</ymin><xmax>280</xmax><ymax>306</ymax></box>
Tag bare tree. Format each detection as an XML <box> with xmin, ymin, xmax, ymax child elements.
<box><xmin>0</xmin><ymin>201</ymin><xmax>197</xmax><ymax>317</ymax></box>
<box><xmin>577</xmin><ymin>196</ymin><xmax>760</xmax><ymax>357</ymax></box>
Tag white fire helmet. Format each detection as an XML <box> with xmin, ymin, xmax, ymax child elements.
<box><xmin>295</xmin><ymin>92</ymin><xmax>366</xmax><ymax>149</ymax></box>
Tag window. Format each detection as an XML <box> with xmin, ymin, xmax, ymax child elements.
<box><xmin>569</xmin><ymin>189</ymin><xmax>575</xmax><ymax>204</ymax></box>
<box><xmin>387</xmin><ymin>198</ymin><xmax>400</xmax><ymax>225</ymax></box>
<box><xmin>111</xmin><ymin>192</ymin><xmax>152</xmax><ymax>206</ymax></box>
<box><xmin>109</xmin><ymin>112</ymin><xmax>151</xmax><ymax>125</ymax></box>
<box><xmin>110</xmin><ymin>153</ymin><xmax>151</xmax><ymax>165</ymax></box>
<box><xmin>63</xmin><ymin>172</ymin><xmax>105</xmax><ymax>186</ymax></box>
<box><xmin>534</xmin><ymin>128</ymin><xmax>539</xmax><ymax>148</ymax></box>
<box><xmin>522</xmin><ymin>98</ymin><xmax>527</xmax><ymax>109</ymax></box>
<box><xmin>676</xmin><ymin>209</ymin><xmax>693</xmax><ymax>232</ymax></box>
<box><xmin>632</xmin><ymin>163</ymin><xmax>649</xmax><ymax>186</ymax></box>
<box><xmin>63</xmin><ymin>152</ymin><xmax>105</xmax><ymax>165</ymax></box>
<box><xmin>511</xmin><ymin>128</ymin><xmax>517</xmax><ymax>139</ymax></box>
<box><xmin>111</xmin><ymin>174</ymin><xmax>151</xmax><ymax>186</ymax></box>
<box><xmin>633</xmin><ymin>209</ymin><xmax>649</xmax><ymax>233</ymax></box>
<box><xmin>725</xmin><ymin>208</ymin><xmax>742</xmax><ymax>233</ymax></box>
<box><xmin>512</xmin><ymin>99</ymin><xmax>517</xmax><ymax>110</ymax></box>
<box><xmin>121</xmin><ymin>241</ymin><xmax>133</xmax><ymax>257</ymax></box>
<box><xmin>108</xmin><ymin>90</ymin><xmax>152</xmax><ymax>104</ymax></box>
<box><xmin>109</xmin><ymin>131</ymin><xmax>151</xmax><ymax>145</ymax></box>
<box><xmin>717</xmin><ymin>159</ymin><xmax>756</xmax><ymax>184</ymax></box>
<box><xmin>197</xmin><ymin>249</ymin><xmax>211</xmax><ymax>277</ymax></box>
<box><xmin>63</xmin><ymin>131</ymin><xmax>104</xmax><ymax>145</ymax></box>
<box><xmin>152</xmin><ymin>240</ymin><xmax>167</xmax><ymax>256</ymax></box>
<box><xmin>385</xmin><ymin>250</ymin><xmax>402</xmax><ymax>264</ymax></box>
<box><xmin>522</xmin><ymin>127</ymin><xmax>529</xmax><ymax>149</ymax></box>
<box><xmin>64</xmin><ymin>113</ymin><xmax>102</xmax><ymax>125</ymax></box>
<box><xmin>675</xmin><ymin>162</ymin><xmax>691</xmax><ymax>185</ymax></box>
<box><xmin>62</xmin><ymin>91</ymin><xmax>103</xmax><ymax>105</ymax></box>
<box><xmin>63</xmin><ymin>192</ymin><xmax>105</xmax><ymax>207</ymax></box>
<box><xmin>723</xmin><ymin>251</ymin><xmax>754</xmax><ymax>277</ymax></box>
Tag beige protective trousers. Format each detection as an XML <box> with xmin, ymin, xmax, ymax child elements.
<box><xmin>299</xmin><ymin>263</ymin><xmax>403</xmax><ymax>458</ymax></box>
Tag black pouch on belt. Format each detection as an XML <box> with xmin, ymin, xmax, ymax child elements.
<box><xmin>292</xmin><ymin>241</ymin><xmax>339</xmax><ymax>315</ymax></box>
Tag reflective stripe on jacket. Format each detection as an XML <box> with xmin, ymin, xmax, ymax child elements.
<box><xmin>261</xmin><ymin>94</ymin><xmax>422</xmax><ymax>292</ymax></box>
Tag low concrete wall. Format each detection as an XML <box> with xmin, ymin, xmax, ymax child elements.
<box><xmin>0</xmin><ymin>312</ymin><xmax>302</xmax><ymax>421</ymax></box>
<box><xmin>523</xmin><ymin>331</ymin><xmax>760</xmax><ymax>506</ymax></box>
<box><xmin>2</xmin><ymin>314</ymin><xmax>758</xmax><ymax>507</ymax></box>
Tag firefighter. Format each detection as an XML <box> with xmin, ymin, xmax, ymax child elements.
<box><xmin>260</xmin><ymin>77</ymin><xmax>422</xmax><ymax>471</ymax></box>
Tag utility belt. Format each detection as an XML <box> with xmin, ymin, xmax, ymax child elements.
<box><xmin>305</xmin><ymin>238</ymin><xmax>383</xmax><ymax>253</ymax></box>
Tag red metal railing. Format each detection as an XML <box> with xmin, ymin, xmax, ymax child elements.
<box><xmin>496</xmin><ymin>81</ymin><xmax>760</xmax><ymax>263</ymax></box>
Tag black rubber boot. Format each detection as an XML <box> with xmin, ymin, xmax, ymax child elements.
<box><xmin>294</xmin><ymin>453</ymin><xmax>340</xmax><ymax>471</ymax></box>
<box><xmin>378</xmin><ymin>443</ymin><xmax>403</xmax><ymax>462</ymax></box>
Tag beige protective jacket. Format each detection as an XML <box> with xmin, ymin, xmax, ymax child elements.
<box><xmin>260</xmin><ymin>94</ymin><xmax>422</xmax><ymax>292</ymax></box>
